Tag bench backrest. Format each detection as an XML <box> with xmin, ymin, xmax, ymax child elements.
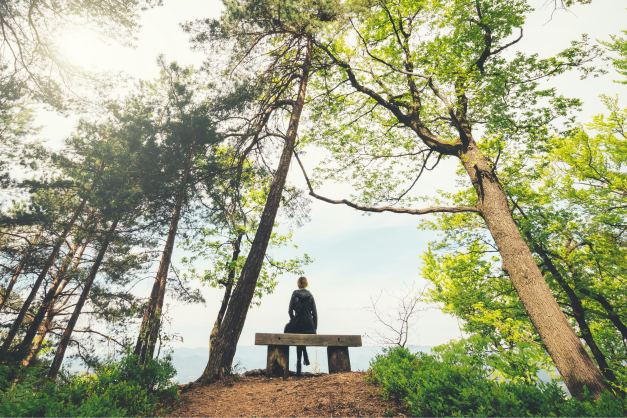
<box><xmin>255</xmin><ymin>333</ymin><xmax>362</xmax><ymax>347</ymax></box>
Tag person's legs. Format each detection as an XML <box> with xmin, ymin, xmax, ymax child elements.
<box><xmin>296</xmin><ymin>346</ymin><xmax>303</xmax><ymax>376</ymax></box>
<box><xmin>303</xmin><ymin>346</ymin><xmax>310</xmax><ymax>366</ymax></box>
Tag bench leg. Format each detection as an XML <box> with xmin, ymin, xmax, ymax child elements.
<box><xmin>327</xmin><ymin>346</ymin><xmax>351</xmax><ymax>373</ymax></box>
<box><xmin>266</xmin><ymin>345</ymin><xmax>289</xmax><ymax>379</ymax></box>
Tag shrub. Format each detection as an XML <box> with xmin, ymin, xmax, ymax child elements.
<box><xmin>366</xmin><ymin>346</ymin><xmax>625</xmax><ymax>417</ymax></box>
<box><xmin>0</xmin><ymin>352</ymin><xmax>178</xmax><ymax>417</ymax></box>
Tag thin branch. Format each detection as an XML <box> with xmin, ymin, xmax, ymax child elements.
<box><xmin>63</xmin><ymin>328</ymin><xmax>126</xmax><ymax>347</ymax></box>
<box><xmin>293</xmin><ymin>151</ymin><xmax>479</xmax><ymax>216</ymax></box>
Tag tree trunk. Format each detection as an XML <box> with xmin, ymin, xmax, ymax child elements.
<box><xmin>0</xmin><ymin>196</ymin><xmax>88</xmax><ymax>359</ymax></box>
<box><xmin>578</xmin><ymin>288</ymin><xmax>627</xmax><ymax>342</ymax></box>
<box><xmin>460</xmin><ymin>138</ymin><xmax>610</xmax><ymax>399</ymax></box>
<box><xmin>21</xmin><ymin>312</ymin><xmax>53</xmax><ymax>368</ymax></box>
<box><xmin>528</xmin><ymin>238</ymin><xmax>617</xmax><ymax>385</ymax></box>
<box><xmin>208</xmin><ymin>235</ymin><xmax>242</xmax><ymax>359</ymax></box>
<box><xmin>198</xmin><ymin>36</ymin><xmax>312</xmax><ymax>381</ymax></box>
<box><xmin>0</xmin><ymin>231</ymin><xmax>42</xmax><ymax>313</ymax></box>
<box><xmin>48</xmin><ymin>218</ymin><xmax>119</xmax><ymax>378</ymax></box>
<box><xmin>21</xmin><ymin>240</ymin><xmax>90</xmax><ymax>367</ymax></box>
<box><xmin>15</xmin><ymin>240</ymin><xmax>83</xmax><ymax>361</ymax></box>
<box><xmin>134</xmin><ymin>164</ymin><xmax>190</xmax><ymax>365</ymax></box>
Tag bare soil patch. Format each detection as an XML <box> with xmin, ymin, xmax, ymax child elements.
<box><xmin>169</xmin><ymin>372</ymin><xmax>407</xmax><ymax>417</ymax></box>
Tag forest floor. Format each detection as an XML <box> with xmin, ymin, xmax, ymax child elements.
<box><xmin>168</xmin><ymin>371</ymin><xmax>408</xmax><ymax>417</ymax></box>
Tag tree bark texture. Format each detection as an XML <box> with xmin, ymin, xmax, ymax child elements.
<box><xmin>0</xmin><ymin>196</ymin><xmax>88</xmax><ymax>359</ymax></box>
<box><xmin>48</xmin><ymin>218</ymin><xmax>119</xmax><ymax>378</ymax></box>
<box><xmin>208</xmin><ymin>235</ymin><xmax>242</xmax><ymax>359</ymax></box>
<box><xmin>134</xmin><ymin>164</ymin><xmax>190</xmax><ymax>365</ymax></box>
<box><xmin>460</xmin><ymin>139</ymin><xmax>610</xmax><ymax>399</ymax></box>
<box><xmin>0</xmin><ymin>231</ymin><xmax>42</xmax><ymax>313</ymax></box>
<box><xmin>198</xmin><ymin>36</ymin><xmax>312</xmax><ymax>381</ymax></box>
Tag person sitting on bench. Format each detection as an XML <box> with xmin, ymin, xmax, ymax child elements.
<box><xmin>284</xmin><ymin>276</ymin><xmax>318</xmax><ymax>376</ymax></box>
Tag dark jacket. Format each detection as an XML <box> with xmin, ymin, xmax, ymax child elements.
<box><xmin>285</xmin><ymin>289</ymin><xmax>317</xmax><ymax>334</ymax></box>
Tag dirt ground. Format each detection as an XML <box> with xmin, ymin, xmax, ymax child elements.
<box><xmin>168</xmin><ymin>371</ymin><xmax>407</xmax><ymax>417</ymax></box>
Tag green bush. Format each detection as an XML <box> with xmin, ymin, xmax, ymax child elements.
<box><xmin>366</xmin><ymin>346</ymin><xmax>625</xmax><ymax>417</ymax></box>
<box><xmin>0</xmin><ymin>353</ymin><xmax>178</xmax><ymax>417</ymax></box>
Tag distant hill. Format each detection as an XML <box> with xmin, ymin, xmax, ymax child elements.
<box><xmin>170</xmin><ymin>345</ymin><xmax>433</xmax><ymax>384</ymax></box>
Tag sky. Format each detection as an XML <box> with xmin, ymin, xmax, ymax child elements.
<box><xmin>32</xmin><ymin>0</ymin><xmax>627</xmax><ymax>360</ymax></box>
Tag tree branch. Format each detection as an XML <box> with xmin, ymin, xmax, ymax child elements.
<box><xmin>64</xmin><ymin>328</ymin><xmax>126</xmax><ymax>347</ymax></box>
<box><xmin>312</xmin><ymin>39</ymin><xmax>462</xmax><ymax>156</ymax></box>
<box><xmin>293</xmin><ymin>151</ymin><xmax>479</xmax><ymax>216</ymax></box>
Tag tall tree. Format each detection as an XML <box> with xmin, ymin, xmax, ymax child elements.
<box><xmin>40</xmin><ymin>94</ymin><xmax>178</xmax><ymax>372</ymax></box>
<box><xmin>303</xmin><ymin>0</ymin><xmax>609</xmax><ymax>399</ymax></box>
<box><xmin>131</xmin><ymin>61</ymin><xmax>222</xmax><ymax>365</ymax></box>
<box><xmin>420</xmin><ymin>98</ymin><xmax>627</xmax><ymax>390</ymax></box>
<box><xmin>179</xmin><ymin>150</ymin><xmax>311</xmax><ymax>361</ymax></box>
<box><xmin>182</xmin><ymin>0</ymin><xmax>337</xmax><ymax>379</ymax></box>
<box><xmin>1</xmin><ymin>78</ymin><xmax>174</xmax><ymax>366</ymax></box>
<box><xmin>0</xmin><ymin>190</ymin><xmax>92</xmax><ymax>357</ymax></box>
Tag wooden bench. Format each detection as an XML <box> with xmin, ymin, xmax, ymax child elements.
<box><xmin>255</xmin><ymin>333</ymin><xmax>362</xmax><ymax>378</ymax></box>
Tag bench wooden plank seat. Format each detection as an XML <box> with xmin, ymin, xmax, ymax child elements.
<box><xmin>255</xmin><ymin>333</ymin><xmax>362</xmax><ymax>347</ymax></box>
<box><xmin>255</xmin><ymin>333</ymin><xmax>362</xmax><ymax>378</ymax></box>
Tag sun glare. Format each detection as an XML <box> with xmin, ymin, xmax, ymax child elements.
<box><xmin>57</xmin><ymin>29</ymin><xmax>114</xmax><ymax>71</ymax></box>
